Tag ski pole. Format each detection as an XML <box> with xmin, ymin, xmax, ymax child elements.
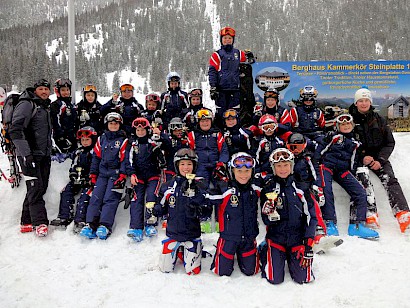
<box><xmin>0</xmin><ymin>167</ymin><xmax>9</xmax><ymax>181</ymax></box>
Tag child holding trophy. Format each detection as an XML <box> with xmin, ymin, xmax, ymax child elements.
<box><xmin>259</xmin><ymin>148</ymin><xmax>318</xmax><ymax>285</ymax></box>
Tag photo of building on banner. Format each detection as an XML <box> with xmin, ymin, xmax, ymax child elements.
<box><xmin>252</xmin><ymin>60</ymin><xmax>410</xmax><ymax>131</ymax></box>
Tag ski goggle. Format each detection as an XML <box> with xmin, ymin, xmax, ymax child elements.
<box><xmin>145</xmin><ymin>94</ymin><xmax>160</xmax><ymax>102</ymax></box>
<box><xmin>231</xmin><ymin>155</ymin><xmax>255</xmax><ymax>169</ymax></box>
<box><xmin>270</xmin><ymin>149</ymin><xmax>294</xmax><ymax>164</ymax></box>
<box><xmin>336</xmin><ymin>114</ymin><xmax>353</xmax><ymax>124</ymax></box>
<box><xmin>169</xmin><ymin>122</ymin><xmax>184</xmax><ymax>131</ymax></box>
<box><xmin>261</xmin><ymin>122</ymin><xmax>278</xmax><ymax>133</ymax></box>
<box><xmin>56</xmin><ymin>79</ymin><xmax>72</xmax><ymax>88</ymax></box>
<box><xmin>120</xmin><ymin>84</ymin><xmax>134</xmax><ymax>92</ymax></box>
<box><xmin>196</xmin><ymin>109</ymin><xmax>213</xmax><ymax>120</ymax></box>
<box><xmin>286</xmin><ymin>143</ymin><xmax>307</xmax><ymax>154</ymax></box>
<box><xmin>105</xmin><ymin>114</ymin><xmax>123</xmax><ymax>124</ymax></box>
<box><xmin>132</xmin><ymin>118</ymin><xmax>150</xmax><ymax>129</ymax></box>
<box><xmin>220</xmin><ymin>27</ymin><xmax>236</xmax><ymax>37</ymax></box>
<box><xmin>76</xmin><ymin>129</ymin><xmax>97</xmax><ymax>139</ymax></box>
<box><xmin>223</xmin><ymin>109</ymin><xmax>238</xmax><ymax>119</ymax></box>
<box><xmin>84</xmin><ymin>84</ymin><xmax>97</xmax><ymax>92</ymax></box>
<box><xmin>169</xmin><ymin>76</ymin><xmax>180</xmax><ymax>83</ymax></box>
<box><xmin>264</xmin><ymin>91</ymin><xmax>278</xmax><ymax>99</ymax></box>
<box><xmin>190</xmin><ymin>89</ymin><xmax>203</xmax><ymax>97</ymax></box>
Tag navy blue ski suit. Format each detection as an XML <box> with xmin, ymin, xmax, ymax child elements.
<box><xmin>160</xmin><ymin>88</ymin><xmax>189</xmax><ymax>128</ymax></box>
<box><xmin>254</xmin><ymin>135</ymin><xmax>285</xmax><ymax>175</ymax></box>
<box><xmin>290</xmin><ymin>105</ymin><xmax>325</xmax><ymax>144</ymax></box>
<box><xmin>159</xmin><ymin>131</ymin><xmax>189</xmax><ymax>181</ymax></box>
<box><xmin>76</xmin><ymin>99</ymin><xmax>103</xmax><ymax>135</ymax></box>
<box><xmin>50</xmin><ymin>97</ymin><xmax>78</xmax><ymax>152</ymax></box>
<box><xmin>86</xmin><ymin>130</ymin><xmax>128</xmax><ymax>231</ymax></box>
<box><xmin>222</xmin><ymin>124</ymin><xmax>253</xmax><ymax>157</ymax></box>
<box><xmin>253</xmin><ymin>104</ymin><xmax>292</xmax><ymax>135</ymax></box>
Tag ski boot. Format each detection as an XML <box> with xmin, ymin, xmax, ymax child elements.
<box><xmin>73</xmin><ymin>222</ymin><xmax>86</xmax><ymax>234</ymax></box>
<box><xmin>35</xmin><ymin>224</ymin><xmax>48</xmax><ymax>237</ymax></box>
<box><xmin>127</xmin><ymin>229</ymin><xmax>143</xmax><ymax>242</ymax></box>
<box><xmin>325</xmin><ymin>221</ymin><xmax>339</xmax><ymax>236</ymax></box>
<box><xmin>348</xmin><ymin>222</ymin><xmax>379</xmax><ymax>239</ymax></box>
<box><xmin>314</xmin><ymin>225</ymin><xmax>326</xmax><ymax>244</ymax></box>
<box><xmin>396</xmin><ymin>211</ymin><xmax>410</xmax><ymax>233</ymax></box>
<box><xmin>96</xmin><ymin>225</ymin><xmax>111</xmax><ymax>240</ymax></box>
<box><xmin>20</xmin><ymin>224</ymin><xmax>34</xmax><ymax>233</ymax></box>
<box><xmin>144</xmin><ymin>225</ymin><xmax>158</xmax><ymax>237</ymax></box>
<box><xmin>366</xmin><ymin>211</ymin><xmax>380</xmax><ymax>228</ymax></box>
<box><xmin>79</xmin><ymin>224</ymin><xmax>97</xmax><ymax>239</ymax></box>
<box><xmin>50</xmin><ymin>217</ymin><xmax>72</xmax><ymax>227</ymax></box>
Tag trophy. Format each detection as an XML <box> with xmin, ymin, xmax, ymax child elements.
<box><xmin>184</xmin><ymin>173</ymin><xmax>196</xmax><ymax>197</ymax></box>
<box><xmin>151</xmin><ymin>118</ymin><xmax>161</xmax><ymax>141</ymax></box>
<box><xmin>145</xmin><ymin>202</ymin><xmax>157</xmax><ymax>224</ymax></box>
<box><xmin>265</xmin><ymin>192</ymin><xmax>280</xmax><ymax>221</ymax></box>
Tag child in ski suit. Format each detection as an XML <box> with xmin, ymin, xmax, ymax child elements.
<box><xmin>253</xmin><ymin>88</ymin><xmax>291</xmax><ymax>136</ymax></box>
<box><xmin>140</xmin><ymin>93</ymin><xmax>162</xmax><ymax>124</ymax></box>
<box><xmin>76</xmin><ymin>84</ymin><xmax>103</xmax><ymax>135</ymax></box>
<box><xmin>254</xmin><ymin>114</ymin><xmax>285</xmax><ymax>177</ymax></box>
<box><xmin>100</xmin><ymin>84</ymin><xmax>145</xmax><ymax>136</ymax></box>
<box><xmin>259</xmin><ymin>148</ymin><xmax>317</xmax><ymax>284</ymax></box>
<box><xmin>210</xmin><ymin>152</ymin><xmax>261</xmax><ymax>276</ymax></box>
<box><xmin>319</xmin><ymin>114</ymin><xmax>379</xmax><ymax>239</ymax></box>
<box><xmin>50</xmin><ymin>78</ymin><xmax>77</xmax><ymax>153</ymax></box>
<box><xmin>80</xmin><ymin>112</ymin><xmax>128</xmax><ymax>240</ymax></box>
<box><xmin>289</xmin><ymin>85</ymin><xmax>325</xmax><ymax>145</ymax></box>
<box><xmin>160</xmin><ymin>72</ymin><xmax>189</xmax><ymax>128</ymax></box>
<box><xmin>125</xmin><ymin>117</ymin><xmax>166</xmax><ymax>241</ymax></box>
<box><xmin>50</xmin><ymin>126</ymin><xmax>97</xmax><ymax>232</ymax></box>
<box><xmin>155</xmin><ymin>148</ymin><xmax>207</xmax><ymax>275</ymax></box>
<box><xmin>222</xmin><ymin>109</ymin><xmax>253</xmax><ymax>157</ymax></box>
<box><xmin>208</xmin><ymin>26</ymin><xmax>254</xmax><ymax>127</ymax></box>
<box><xmin>181</xmin><ymin>88</ymin><xmax>203</xmax><ymax>131</ymax></box>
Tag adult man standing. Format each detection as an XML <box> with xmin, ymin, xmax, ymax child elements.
<box><xmin>349</xmin><ymin>87</ymin><xmax>410</xmax><ymax>233</ymax></box>
<box><xmin>9</xmin><ymin>79</ymin><xmax>53</xmax><ymax>237</ymax></box>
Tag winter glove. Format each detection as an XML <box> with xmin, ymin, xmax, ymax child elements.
<box><xmin>210</xmin><ymin>87</ymin><xmax>219</xmax><ymax>101</ymax></box>
<box><xmin>113</xmin><ymin>173</ymin><xmax>127</xmax><ymax>189</ymax></box>
<box><xmin>331</xmin><ymin>134</ymin><xmax>344</xmax><ymax>144</ymax></box>
<box><xmin>253</xmin><ymin>102</ymin><xmax>263</xmax><ymax>116</ymax></box>
<box><xmin>121</xmin><ymin>187</ymin><xmax>134</xmax><ymax>209</ymax></box>
<box><xmin>213</xmin><ymin>162</ymin><xmax>228</xmax><ymax>182</ymax></box>
<box><xmin>261</xmin><ymin>200</ymin><xmax>276</xmax><ymax>215</ymax></box>
<box><xmin>296</xmin><ymin>239</ymin><xmax>314</xmax><ymax>268</ymax></box>
<box><xmin>89</xmin><ymin>174</ymin><xmax>98</xmax><ymax>186</ymax></box>
<box><xmin>244</xmin><ymin>49</ymin><xmax>255</xmax><ymax>63</ymax></box>
<box><xmin>254</xmin><ymin>171</ymin><xmax>268</xmax><ymax>179</ymax></box>
<box><xmin>79</xmin><ymin>110</ymin><xmax>90</xmax><ymax>122</ymax></box>
<box><xmin>312</xmin><ymin>185</ymin><xmax>325</xmax><ymax>207</ymax></box>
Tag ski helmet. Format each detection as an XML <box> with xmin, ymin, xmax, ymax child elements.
<box><xmin>286</xmin><ymin>133</ymin><xmax>307</xmax><ymax>156</ymax></box>
<box><xmin>264</xmin><ymin>88</ymin><xmax>279</xmax><ymax>104</ymax></box>
<box><xmin>104</xmin><ymin>112</ymin><xmax>123</xmax><ymax>124</ymax></box>
<box><xmin>83</xmin><ymin>84</ymin><xmax>98</xmax><ymax>101</ymax></box>
<box><xmin>188</xmin><ymin>88</ymin><xmax>203</xmax><ymax>105</ymax></box>
<box><xmin>228</xmin><ymin>152</ymin><xmax>255</xmax><ymax>179</ymax></box>
<box><xmin>195</xmin><ymin>108</ymin><xmax>214</xmax><ymax>121</ymax></box>
<box><xmin>166</xmin><ymin>72</ymin><xmax>181</xmax><ymax>88</ymax></box>
<box><xmin>299</xmin><ymin>85</ymin><xmax>318</xmax><ymax>102</ymax></box>
<box><xmin>335</xmin><ymin>113</ymin><xmax>355</xmax><ymax>131</ymax></box>
<box><xmin>120</xmin><ymin>84</ymin><xmax>134</xmax><ymax>92</ymax></box>
<box><xmin>168</xmin><ymin>117</ymin><xmax>184</xmax><ymax>132</ymax></box>
<box><xmin>258</xmin><ymin>114</ymin><xmax>278</xmax><ymax>133</ymax></box>
<box><xmin>220</xmin><ymin>26</ymin><xmax>236</xmax><ymax>44</ymax></box>
<box><xmin>173</xmin><ymin>148</ymin><xmax>198</xmax><ymax>174</ymax></box>
<box><xmin>132</xmin><ymin>117</ymin><xmax>151</xmax><ymax>134</ymax></box>
<box><xmin>54</xmin><ymin>78</ymin><xmax>72</xmax><ymax>96</ymax></box>
<box><xmin>76</xmin><ymin>126</ymin><xmax>98</xmax><ymax>146</ymax></box>
<box><xmin>269</xmin><ymin>148</ymin><xmax>295</xmax><ymax>175</ymax></box>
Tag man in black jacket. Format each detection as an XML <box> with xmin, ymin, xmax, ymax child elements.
<box><xmin>349</xmin><ymin>87</ymin><xmax>410</xmax><ymax>233</ymax></box>
<box><xmin>9</xmin><ymin>79</ymin><xmax>53</xmax><ymax>237</ymax></box>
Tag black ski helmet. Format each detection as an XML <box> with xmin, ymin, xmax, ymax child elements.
<box><xmin>174</xmin><ymin>148</ymin><xmax>198</xmax><ymax>174</ymax></box>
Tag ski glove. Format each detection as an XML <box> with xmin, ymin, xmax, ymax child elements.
<box><xmin>213</xmin><ymin>162</ymin><xmax>228</xmax><ymax>182</ymax></box>
<box><xmin>261</xmin><ymin>200</ymin><xmax>276</xmax><ymax>215</ymax></box>
<box><xmin>113</xmin><ymin>174</ymin><xmax>127</xmax><ymax>188</ymax></box>
<box><xmin>122</xmin><ymin>187</ymin><xmax>134</xmax><ymax>209</ymax></box>
<box><xmin>297</xmin><ymin>239</ymin><xmax>314</xmax><ymax>268</ymax></box>
<box><xmin>79</xmin><ymin>110</ymin><xmax>90</xmax><ymax>122</ymax></box>
<box><xmin>210</xmin><ymin>87</ymin><xmax>219</xmax><ymax>101</ymax></box>
<box><xmin>89</xmin><ymin>174</ymin><xmax>98</xmax><ymax>185</ymax></box>
<box><xmin>312</xmin><ymin>185</ymin><xmax>325</xmax><ymax>207</ymax></box>
<box><xmin>244</xmin><ymin>50</ymin><xmax>255</xmax><ymax>63</ymax></box>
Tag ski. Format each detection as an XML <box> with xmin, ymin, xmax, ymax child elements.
<box><xmin>313</xmin><ymin>236</ymin><xmax>344</xmax><ymax>254</ymax></box>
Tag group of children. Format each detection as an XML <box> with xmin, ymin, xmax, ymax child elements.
<box><xmin>11</xmin><ymin>26</ymin><xmax>410</xmax><ymax>285</ymax></box>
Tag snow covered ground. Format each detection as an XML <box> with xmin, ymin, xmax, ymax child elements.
<box><xmin>1</xmin><ymin>134</ymin><xmax>410</xmax><ymax>308</ymax></box>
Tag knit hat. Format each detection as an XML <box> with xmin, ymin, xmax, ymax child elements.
<box><xmin>34</xmin><ymin>79</ymin><xmax>51</xmax><ymax>90</ymax></box>
<box><xmin>354</xmin><ymin>88</ymin><xmax>372</xmax><ymax>104</ymax></box>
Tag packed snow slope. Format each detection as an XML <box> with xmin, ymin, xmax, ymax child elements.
<box><xmin>1</xmin><ymin>134</ymin><xmax>410</xmax><ymax>308</ymax></box>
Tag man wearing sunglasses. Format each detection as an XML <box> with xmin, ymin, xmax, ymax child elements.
<box><xmin>208</xmin><ymin>27</ymin><xmax>254</xmax><ymax>128</ymax></box>
<box><xmin>349</xmin><ymin>87</ymin><xmax>410</xmax><ymax>233</ymax></box>
<box><xmin>101</xmin><ymin>83</ymin><xmax>145</xmax><ymax>137</ymax></box>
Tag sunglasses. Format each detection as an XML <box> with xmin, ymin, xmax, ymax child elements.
<box><xmin>120</xmin><ymin>84</ymin><xmax>134</xmax><ymax>92</ymax></box>
<box><xmin>223</xmin><ymin>109</ymin><xmax>238</xmax><ymax>119</ymax></box>
<box><xmin>232</xmin><ymin>156</ymin><xmax>255</xmax><ymax>169</ymax></box>
<box><xmin>270</xmin><ymin>149</ymin><xmax>293</xmax><ymax>163</ymax></box>
<box><xmin>145</xmin><ymin>94</ymin><xmax>160</xmax><ymax>102</ymax></box>
<box><xmin>132</xmin><ymin>118</ymin><xmax>150</xmax><ymax>128</ymax></box>
<box><xmin>336</xmin><ymin>114</ymin><xmax>353</xmax><ymax>124</ymax></box>
<box><xmin>261</xmin><ymin>122</ymin><xmax>278</xmax><ymax>133</ymax></box>
<box><xmin>76</xmin><ymin>129</ymin><xmax>96</xmax><ymax>139</ymax></box>
<box><xmin>196</xmin><ymin>109</ymin><xmax>213</xmax><ymax>119</ymax></box>
<box><xmin>220</xmin><ymin>27</ymin><xmax>235</xmax><ymax>37</ymax></box>
<box><xmin>84</xmin><ymin>84</ymin><xmax>97</xmax><ymax>92</ymax></box>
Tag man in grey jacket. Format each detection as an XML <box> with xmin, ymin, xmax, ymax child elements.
<box><xmin>9</xmin><ymin>79</ymin><xmax>53</xmax><ymax>237</ymax></box>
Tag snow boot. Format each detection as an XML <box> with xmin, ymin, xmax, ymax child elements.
<box><xmin>35</xmin><ymin>224</ymin><xmax>48</xmax><ymax>237</ymax></box>
<box><xmin>325</xmin><ymin>221</ymin><xmax>339</xmax><ymax>236</ymax></box>
<box><xmin>366</xmin><ymin>211</ymin><xmax>380</xmax><ymax>228</ymax></box>
<box><xmin>79</xmin><ymin>224</ymin><xmax>97</xmax><ymax>239</ymax></box>
<box><xmin>50</xmin><ymin>217</ymin><xmax>72</xmax><ymax>227</ymax></box>
<box><xmin>144</xmin><ymin>225</ymin><xmax>158</xmax><ymax>237</ymax></box>
<box><xmin>96</xmin><ymin>225</ymin><xmax>111</xmax><ymax>240</ymax></box>
<box><xmin>127</xmin><ymin>229</ymin><xmax>143</xmax><ymax>242</ymax></box>
<box><xmin>348</xmin><ymin>222</ymin><xmax>379</xmax><ymax>239</ymax></box>
<box><xmin>396</xmin><ymin>211</ymin><xmax>410</xmax><ymax>233</ymax></box>
<box><xmin>20</xmin><ymin>224</ymin><xmax>33</xmax><ymax>233</ymax></box>
<box><xmin>73</xmin><ymin>222</ymin><xmax>86</xmax><ymax>234</ymax></box>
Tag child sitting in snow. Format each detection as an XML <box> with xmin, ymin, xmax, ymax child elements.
<box><xmin>155</xmin><ymin>148</ymin><xmax>207</xmax><ymax>275</ymax></box>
